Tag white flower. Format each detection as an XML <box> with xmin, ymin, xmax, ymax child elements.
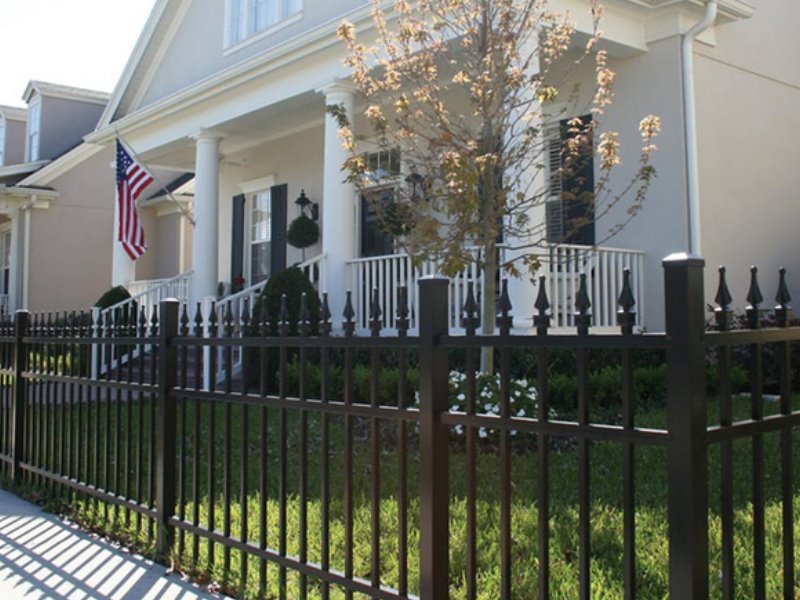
<box><xmin>478</xmin><ymin>428</ymin><xmax>488</xmax><ymax>439</ymax></box>
<box><xmin>457</xmin><ymin>393</ymin><xmax>466</xmax><ymax>401</ymax></box>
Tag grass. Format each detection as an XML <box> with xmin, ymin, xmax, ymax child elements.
<box><xmin>7</xmin><ymin>386</ymin><xmax>800</xmax><ymax>600</ymax></box>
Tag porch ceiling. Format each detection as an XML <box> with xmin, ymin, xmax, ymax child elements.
<box><xmin>141</xmin><ymin>91</ymin><xmax>323</xmax><ymax>172</ymax></box>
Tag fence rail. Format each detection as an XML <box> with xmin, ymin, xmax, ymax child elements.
<box><xmin>0</xmin><ymin>254</ymin><xmax>797</xmax><ymax>599</ymax></box>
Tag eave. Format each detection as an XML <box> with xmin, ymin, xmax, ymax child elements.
<box><xmin>0</xmin><ymin>161</ymin><xmax>51</xmax><ymax>180</ymax></box>
<box><xmin>18</xmin><ymin>143</ymin><xmax>105</xmax><ymax>187</ymax></box>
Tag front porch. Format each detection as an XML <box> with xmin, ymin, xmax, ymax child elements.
<box><xmin>109</xmin><ymin>82</ymin><xmax>647</xmax><ymax>336</ymax></box>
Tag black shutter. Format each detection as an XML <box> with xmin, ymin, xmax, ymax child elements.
<box><xmin>560</xmin><ymin>115</ymin><xmax>595</xmax><ymax>246</ymax></box>
<box><xmin>270</xmin><ymin>183</ymin><xmax>288</xmax><ymax>276</ymax></box>
<box><xmin>230</xmin><ymin>194</ymin><xmax>246</xmax><ymax>283</ymax></box>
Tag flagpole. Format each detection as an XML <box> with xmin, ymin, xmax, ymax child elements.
<box><xmin>114</xmin><ymin>130</ymin><xmax>196</xmax><ymax>227</ymax></box>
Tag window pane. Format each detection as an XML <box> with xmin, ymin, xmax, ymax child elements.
<box><xmin>28</xmin><ymin>100</ymin><xmax>41</xmax><ymax>162</ymax></box>
<box><xmin>0</xmin><ymin>122</ymin><xmax>5</xmax><ymax>166</ymax></box>
<box><xmin>251</xmin><ymin>242</ymin><xmax>271</xmax><ymax>284</ymax></box>
<box><xmin>251</xmin><ymin>191</ymin><xmax>271</xmax><ymax>243</ymax></box>
<box><xmin>267</xmin><ymin>0</ymin><xmax>279</xmax><ymax>26</ymax></box>
<box><xmin>230</xmin><ymin>0</ymin><xmax>244</xmax><ymax>42</ymax></box>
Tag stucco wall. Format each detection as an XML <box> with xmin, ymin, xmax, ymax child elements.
<box><xmin>546</xmin><ymin>37</ymin><xmax>689</xmax><ymax>330</ymax></box>
<box><xmin>695</xmin><ymin>0</ymin><xmax>800</xmax><ymax>315</ymax></box>
<box><xmin>132</xmin><ymin>207</ymin><xmax>160</xmax><ymax>282</ymax></box>
<box><xmin>27</xmin><ymin>146</ymin><xmax>114</xmax><ymax>312</ymax></box>
<box><xmin>39</xmin><ymin>97</ymin><xmax>105</xmax><ymax>161</ymax></box>
<box><xmin>140</xmin><ymin>0</ymin><xmax>366</xmax><ymax>109</ymax></box>
<box><xmin>2</xmin><ymin>118</ymin><xmax>27</xmax><ymax>166</ymax></box>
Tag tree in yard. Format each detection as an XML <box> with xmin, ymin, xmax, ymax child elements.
<box><xmin>330</xmin><ymin>0</ymin><xmax>661</xmax><ymax>343</ymax></box>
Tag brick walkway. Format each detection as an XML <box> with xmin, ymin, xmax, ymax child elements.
<box><xmin>0</xmin><ymin>489</ymin><xmax>225</xmax><ymax>600</ymax></box>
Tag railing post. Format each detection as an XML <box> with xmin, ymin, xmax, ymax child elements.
<box><xmin>417</xmin><ymin>276</ymin><xmax>450</xmax><ymax>600</ymax></box>
<box><xmin>663</xmin><ymin>253</ymin><xmax>708</xmax><ymax>599</ymax></box>
<box><xmin>201</xmin><ymin>296</ymin><xmax>214</xmax><ymax>390</ymax></box>
<box><xmin>156</xmin><ymin>299</ymin><xmax>179</xmax><ymax>558</ymax></box>
<box><xmin>11</xmin><ymin>310</ymin><xmax>29</xmax><ymax>484</ymax></box>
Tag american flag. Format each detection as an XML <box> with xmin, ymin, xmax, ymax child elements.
<box><xmin>116</xmin><ymin>139</ymin><xmax>153</xmax><ymax>260</ymax></box>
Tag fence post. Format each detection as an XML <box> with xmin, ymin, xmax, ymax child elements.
<box><xmin>156</xmin><ymin>299</ymin><xmax>179</xmax><ymax>559</ymax></box>
<box><xmin>10</xmin><ymin>310</ymin><xmax>29</xmax><ymax>484</ymax></box>
<box><xmin>418</xmin><ymin>276</ymin><xmax>450</xmax><ymax>599</ymax></box>
<box><xmin>663</xmin><ymin>253</ymin><xmax>708</xmax><ymax>599</ymax></box>
<box><xmin>90</xmin><ymin>307</ymin><xmax>100</xmax><ymax>379</ymax></box>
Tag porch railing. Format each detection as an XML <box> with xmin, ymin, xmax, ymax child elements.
<box><xmin>298</xmin><ymin>252</ymin><xmax>326</xmax><ymax>292</ymax></box>
<box><xmin>347</xmin><ymin>252</ymin><xmax>482</xmax><ymax>332</ymax></box>
<box><xmin>546</xmin><ymin>244</ymin><xmax>646</xmax><ymax>330</ymax></box>
<box><xmin>209</xmin><ymin>278</ymin><xmax>269</xmax><ymax>385</ymax></box>
<box><xmin>347</xmin><ymin>244</ymin><xmax>645</xmax><ymax>332</ymax></box>
<box><xmin>93</xmin><ymin>271</ymin><xmax>193</xmax><ymax>376</ymax></box>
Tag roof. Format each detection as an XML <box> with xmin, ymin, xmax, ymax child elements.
<box><xmin>0</xmin><ymin>161</ymin><xmax>51</xmax><ymax>182</ymax></box>
<box><xmin>23</xmin><ymin>80</ymin><xmax>110</xmax><ymax>105</ymax></box>
<box><xmin>145</xmin><ymin>172</ymin><xmax>195</xmax><ymax>202</ymax></box>
<box><xmin>0</xmin><ymin>106</ymin><xmax>27</xmax><ymax>122</ymax></box>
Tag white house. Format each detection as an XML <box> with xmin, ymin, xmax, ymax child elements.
<box><xmin>83</xmin><ymin>0</ymin><xmax>799</xmax><ymax>333</ymax></box>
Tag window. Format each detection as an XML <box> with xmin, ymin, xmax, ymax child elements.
<box><xmin>545</xmin><ymin>115</ymin><xmax>595</xmax><ymax>245</ymax></box>
<box><xmin>360</xmin><ymin>189</ymin><xmax>396</xmax><ymax>257</ymax></box>
<box><xmin>27</xmin><ymin>97</ymin><xmax>41</xmax><ymax>162</ymax></box>
<box><xmin>0</xmin><ymin>119</ymin><xmax>5</xmax><ymax>167</ymax></box>
<box><xmin>227</xmin><ymin>0</ymin><xmax>302</xmax><ymax>47</ymax></box>
<box><xmin>249</xmin><ymin>189</ymin><xmax>272</xmax><ymax>284</ymax></box>
<box><xmin>359</xmin><ymin>149</ymin><xmax>403</xmax><ymax>257</ymax></box>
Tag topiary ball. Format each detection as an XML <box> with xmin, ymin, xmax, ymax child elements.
<box><xmin>287</xmin><ymin>214</ymin><xmax>320</xmax><ymax>250</ymax></box>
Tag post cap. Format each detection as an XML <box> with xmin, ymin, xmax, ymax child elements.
<box><xmin>662</xmin><ymin>252</ymin><xmax>705</xmax><ymax>267</ymax></box>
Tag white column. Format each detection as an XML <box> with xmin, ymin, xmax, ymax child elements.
<box><xmin>320</xmin><ymin>83</ymin><xmax>357</xmax><ymax>325</ymax></box>
<box><xmin>505</xmin><ymin>39</ymin><xmax>544</xmax><ymax>327</ymax></box>
<box><xmin>112</xmin><ymin>194</ymin><xmax>136</xmax><ymax>287</ymax></box>
<box><xmin>191</xmin><ymin>132</ymin><xmax>224</xmax><ymax>306</ymax></box>
<box><xmin>8</xmin><ymin>210</ymin><xmax>20</xmax><ymax>311</ymax></box>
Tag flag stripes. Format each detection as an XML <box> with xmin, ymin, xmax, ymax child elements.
<box><xmin>116</xmin><ymin>139</ymin><xmax>153</xmax><ymax>260</ymax></box>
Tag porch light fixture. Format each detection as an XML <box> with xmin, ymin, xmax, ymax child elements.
<box><xmin>295</xmin><ymin>190</ymin><xmax>319</xmax><ymax>221</ymax></box>
<box><xmin>405</xmin><ymin>173</ymin><xmax>425</xmax><ymax>202</ymax></box>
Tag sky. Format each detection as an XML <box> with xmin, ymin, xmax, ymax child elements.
<box><xmin>0</xmin><ymin>0</ymin><xmax>157</xmax><ymax>107</ymax></box>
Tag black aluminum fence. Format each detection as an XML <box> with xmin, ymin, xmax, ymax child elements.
<box><xmin>0</xmin><ymin>253</ymin><xmax>797</xmax><ymax>599</ymax></box>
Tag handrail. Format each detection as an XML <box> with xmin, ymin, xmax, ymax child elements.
<box><xmin>298</xmin><ymin>252</ymin><xmax>327</xmax><ymax>269</ymax></box>
<box><xmin>102</xmin><ymin>271</ymin><xmax>194</xmax><ymax>316</ymax></box>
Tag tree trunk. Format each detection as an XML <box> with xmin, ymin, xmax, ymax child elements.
<box><xmin>480</xmin><ymin>239</ymin><xmax>497</xmax><ymax>372</ymax></box>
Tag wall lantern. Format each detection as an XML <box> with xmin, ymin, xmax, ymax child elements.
<box><xmin>405</xmin><ymin>173</ymin><xmax>425</xmax><ymax>202</ymax></box>
<box><xmin>295</xmin><ymin>190</ymin><xmax>319</xmax><ymax>221</ymax></box>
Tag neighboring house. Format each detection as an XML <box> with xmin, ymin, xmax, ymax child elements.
<box><xmin>83</xmin><ymin>0</ymin><xmax>798</xmax><ymax>332</ymax></box>
<box><xmin>0</xmin><ymin>81</ymin><xmax>115</xmax><ymax>313</ymax></box>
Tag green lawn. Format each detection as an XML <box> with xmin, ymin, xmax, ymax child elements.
<box><xmin>17</xmin><ymin>391</ymin><xmax>800</xmax><ymax>600</ymax></box>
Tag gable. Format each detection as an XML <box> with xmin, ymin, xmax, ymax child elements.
<box><xmin>106</xmin><ymin>0</ymin><xmax>366</xmax><ymax>125</ymax></box>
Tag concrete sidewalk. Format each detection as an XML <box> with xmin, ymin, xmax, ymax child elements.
<box><xmin>0</xmin><ymin>489</ymin><xmax>225</xmax><ymax>599</ymax></box>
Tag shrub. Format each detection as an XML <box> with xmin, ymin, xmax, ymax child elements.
<box><xmin>251</xmin><ymin>267</ymin><xmax>320</xmax><ymax>337</ymax></box>
<box><xmin>93</xmin><ymin>286</ymin><xmax>131</xmax><ymax>310</ymax></box>
<box><xmin>245</xmin><ymin>267</ymin><xmax>321</xmax><ymax>387</ymax></box>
